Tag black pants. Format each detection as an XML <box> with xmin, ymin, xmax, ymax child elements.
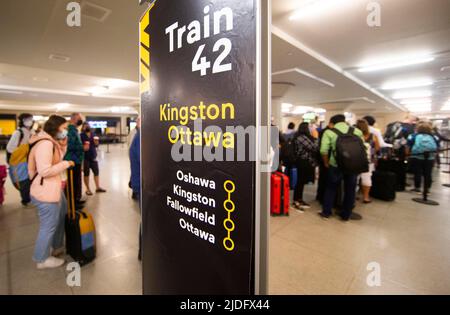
<box><xmin>294</xmin><ymin>181</ymin><xmax>305</xmax><ymax>201</ymax></box>
<box><xmin>316</xmin><ymin>163</ymin><xmax>328</xmax><ymax>203</ymax></box>
<box><xmin>18</xmin><ymin>179</ymin><xmax>31</xmax><ymax>205</ymax></box>
<box><xmin>414</xmin><ymin>159</ymin><xmax>434</xmax><ymax>190</ymax></box>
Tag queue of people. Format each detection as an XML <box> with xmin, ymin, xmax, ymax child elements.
<box><xmin>5</xmin><ymin>113</ymin><xmax>108</xmax><ymax>269</ymax></box>
<box><xmin>280</xmin><ymin>114</ymin><xmax>442</xmax><ymax>222</ymax></box>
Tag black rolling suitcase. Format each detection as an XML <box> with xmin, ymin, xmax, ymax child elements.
<box><xmin>65</xmin><ymin>169</ymin><xmax>96</xmax><ymax>266</ymax></box>
<box><xmin>370</xmin><ymin>170</ymin><xmax>396</xmax><ymax>201</ymax></box>
<box><xmin>377</xmin><ymin>158</ymin><xmax>406</xmax><ymax>192</ymax></box>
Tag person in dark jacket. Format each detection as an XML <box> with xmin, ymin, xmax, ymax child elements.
<box><xmin>129</xmin><ymin>118</ymin><xmax>141</xmax><ymax>261</ymax></box>
<box><xmin>293</xmin><ymin>122</ymin><xmax>319</xmax><ymax>211</ymax></box>
<box><xmin>129</xmin><ymin>118</ymin><xmax>141</xmax><ymax>201</ymax></box>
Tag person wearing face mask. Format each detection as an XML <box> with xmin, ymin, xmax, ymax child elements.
<box><xmin>64</xmin><ymin>113</ymin><xmax>85</xmax><ymax>210</ymax></box>
<box><xmin>6</xmin><ymin>113</ymin><xmax>35</xmax><ymax>206</ymax></box>
<box><xmin>80</xmin><ymin>122</ymin><xmax>106</xmax><ymax>196</ymax></box>
<box><xmin>28</xmin><ymin>115</ymin><xmax>75</xmax><ymax>269</ymax></box>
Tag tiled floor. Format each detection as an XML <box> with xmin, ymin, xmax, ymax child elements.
<box><xmin>1</xmin><ymin>144</ymin><xmax>450</xmax><ymax>295</ymax></box>
<box><xmin>0</xmin><ymin>144</ymin><xmax>142</xmax><ymax>295</ymax></box>
<box><xmin>269</xmin><ymin>169</ymin><xmax>450</xmax><ymax>295</ymax></box>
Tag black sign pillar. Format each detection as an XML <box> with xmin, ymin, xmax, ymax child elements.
<box><xmin>139</xmin><ymin>0</ymin><xmax>270</xmax><ymax>295</ymax></box>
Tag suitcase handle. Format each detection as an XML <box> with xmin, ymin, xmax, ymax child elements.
<box><xmin>65</xmin><ymin>168</ymin><xmax>76</xmax><ymax>220</ymax></box>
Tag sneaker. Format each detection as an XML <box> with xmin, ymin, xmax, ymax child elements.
<box><xmin>410</xmin><ymin>188</ymin><xmax>421</xmax><ymax>193</ymax></box>
<box><xmin>37</xmin><ymin>257</ymin><xmax>65</xmax><ymax>270</ymax></box>
<box><xmin>52</xmin><ymin>247</ymin><xmax>65</xmax><ymax>257</ymax></box>
<box><xmin>292</xmin><ymin>201</ymin><xmax>304</xmax><ymax>213</ymax></box>
<box><xmin>318</xmin><ymin>212</ymin><xmax>330</xmax><ymax>220</ymax></box>
<box><xmin>299</xmin><ymin>201</ymin><xmax>311</xmax><ymax>209</ymax></box>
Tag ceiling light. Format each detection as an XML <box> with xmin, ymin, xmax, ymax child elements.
<box><xmin>292</xmin><ymin>106</ymin><xmax>313</xmax><ymax>115</ymax></box>
<box><xmin>392</xmin><ymin>90</ymin><xmax>432</xmax><ymax>99</ymax></box>
<box><xmin>90</xmin><ymin>85</ymin><xmax>110</xmax><ymax>96</ymax></box>
<box><xmin>103</xmin><ymin>79</ymin><xmax>132</xmax><ymax>88</ymax></box>
<box><xmin>405</xmin><ymin>103</ymin><xmax>432</xmax><ymax>109</ymax></box>
<box><xmin>314</xmin><ymin>108</ymin><xmax>327</xmax><ymax>114</ymax></box>
<box><xmin>110</xmin><ymin>106</ymin><xmax>137</xmax><ymax>114</ymax></box>
<box><xmin>0</xmin><ymin>89</ymin><xmax>23</xmax><ymax>95</ymax></box>
<box><xmin>358</xmin><ymin>56</ymin><xmax>434</xmax><ymax>73</ymax></box>
<box><xmin>33</xmin><ymin>77</ymin><xmax>49</xmax><ymax>82</ymax></box>
<box><xmin>406</xmin><ymin>104</ymin><xmax>432</xmax><ymax>113</ymax></box>
<box><xmin>400</xmin><ymin>98</ymin><xmax>432</xmax><ymax>105</ymax></box>
<box><xmin>55</xmin><ymin>103</ymin><xmax>70</xmax><ymax>111</ymax></box>
<box><xmin>33</xmin><ymin>115</ymin><xmax>46</xmax><ymax>121</ymax></box>
<box><xmin>281</xmin><ymin>103</ymin><xmax>293</xmax><ymax>113</ymax></box>
<box><xmin>289</xmin><ymin>0</ymin><xmax>346</xmax><ymax>21</ymax></box>
<box><xmin>48</xmin><ymin>54</ymin><xmax>70</xmax><ymax>63</ymax></box>
<box><xmin>381</xmin><ymin>79</ymin><xmax>433</xmax><ymax>90</ymax></box>
<box><xmin>442</xmin><ymin>101</ymin><xmax>450</xmax><ymax>111</ymax></box>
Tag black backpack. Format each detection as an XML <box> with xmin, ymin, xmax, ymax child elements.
<box><xmin>332</xmin><ymin>127</ymin><xmax>369</xmax><ymax>175</ymax></box>
<box><xmin>281</xmin><ymin>137</ymin><xmax>297</xmax><ymax>166</ymax></box>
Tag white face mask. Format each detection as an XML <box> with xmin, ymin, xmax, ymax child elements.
<box><xmin>56</xmin><ymin>129</ymin><xmax>68</xmax><ymax>140</ymax></box>
<box><xmin>23</xmin><ymin>119</ymin><xmax>34</xmax><ymax>128</ymax></box>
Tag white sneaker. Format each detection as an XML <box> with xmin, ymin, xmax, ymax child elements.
<box><xmin>37</xmin><ymin>257</ymin><xmax>65</xmax><ymax>270</ymax></box>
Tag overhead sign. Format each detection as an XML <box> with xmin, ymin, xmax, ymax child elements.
<box><xmin>140</xmin><ymin>0</ymin><xmax>266</xmax><ymax>294</ymax></box>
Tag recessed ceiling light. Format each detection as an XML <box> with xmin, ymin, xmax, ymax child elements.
<box><xmin>358</xmin><ymin>56</ymin><xmax>434</xmax><ymax>73</ymax></box>
<box><xmin>381</xmin><ymin>79</ymin><xmax>433</xmax><ymax>90</ymax></box>
<box><xmin>33</xmin><ymin>77</ymin><xmax>49</xmax><ymax>82</ymax></box>
<box><xmin>49</xmin><ymin>54</ymin><xmax>71</xmax><ymax>62</ymax></box>
<box><xmin>392</xmin><ymin>90</ymin><xmax>432</xmax><ymax>99</ymax></box>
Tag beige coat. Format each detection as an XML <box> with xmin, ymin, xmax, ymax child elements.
<box><xmin>28</xmin><ymin>132</ymin><xmax>71</xmax><ymax>203</ymax></box>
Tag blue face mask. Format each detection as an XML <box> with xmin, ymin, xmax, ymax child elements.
<box><xmin>56</xmin><ymin>129</ymin><xmax>68</xmax><ymax>140</ymax></box>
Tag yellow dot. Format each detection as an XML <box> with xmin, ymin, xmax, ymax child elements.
<box><xmin>223</xmin><ymin>238</ymin><xmax>235</xmax><ymax>251</ymax></box>
<box><xmin>223</xmin><ymin>219</ymin><xmax>235</xmax><ymax>232</ymax></box>
<box><xmin>224</xmin><ymin>200</ymin><xmax>235</xmax><ymax>212</ymax></box>
<box><xmin>224</xmin><ymin>180</ymin><xmax>235</xmax><ymax>193</ymax></box>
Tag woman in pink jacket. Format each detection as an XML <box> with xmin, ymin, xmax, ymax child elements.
<box><xmin>28</xmin><ymin>115</ymin><xmax>75</xmax><ymax>269</ymax></box>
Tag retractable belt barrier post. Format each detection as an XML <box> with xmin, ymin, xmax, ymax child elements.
<box><xmin>440</xmin><ymin>139</ymin><xmax>450</xmax><ymax>187</ymax></box>
<box><xmin>409</xmin><ymin>147</ymin><xmax>450</xmax><ymax>206</ymax></box>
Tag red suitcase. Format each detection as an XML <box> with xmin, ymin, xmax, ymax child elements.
<box><xmin>271</xmin><ymin>172</ymin><xmax>290</xmax><ymax>216</ymax></box>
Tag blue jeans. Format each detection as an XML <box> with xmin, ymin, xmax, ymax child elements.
<box><xmin>32</xmin><ymin>192</ymin><xmax>67</xmax><ymax>262</ymax></box>
<box><xmin>322</xmin><ymin>167</ymin><xmax>357</xmax><ymax>220</ymax></box>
